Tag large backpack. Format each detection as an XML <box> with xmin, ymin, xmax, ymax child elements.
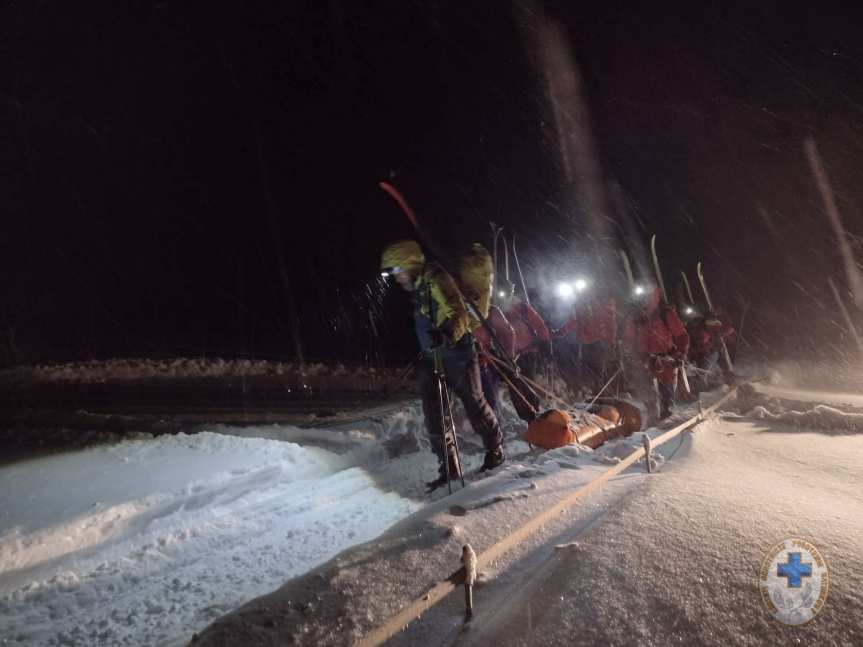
<box><xmin>455</xmin><ymin>243</ymin><xmax>493</xmax><ymax>319</ymax></box>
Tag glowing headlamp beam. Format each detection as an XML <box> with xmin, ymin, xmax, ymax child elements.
<box><xmin>556</xmin><ymin>282</ymin><xmax>574</xmax><ymax>298</ymax></box>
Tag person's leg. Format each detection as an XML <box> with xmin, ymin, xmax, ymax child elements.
<box><xmin>627</xmin><ymin>359</ymin><xmax>659</xmax><ymax>423</ymax></box>
<box><xmin>656</xmin><ymin>361</ymin><xmax>678</xmax><ymax>418</ymax></box>
<box><xmin>479</xmin><ymin>362</ymin><xmax>501</xmax><ymax>418</ymax></box>
<box><xmin>417</xmin><ymin>358</ymin><xmax>446</xmax><ymax>462</ymax></box>
<box><xmin>446</xmin><ymin>343</ymin><xmax>505</xmax><ymax>469</ymax></box>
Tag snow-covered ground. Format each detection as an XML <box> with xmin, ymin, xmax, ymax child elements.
<box><xmin>433</xmin><ymin>400</ymin><xmax>863</xmax><ymax>646</ymax></box>
<box><xmin>0</xmin><ymin>366</ymin><xmax>644</xmax><ymax>647</ymax></box>
<box><xmin>0</xmin><ymin>423</ymin><xmax>424</xmax><ymax>646</ymax></box>
<box><xmin>188</xmin><ymin>382</ymin><xmax>863</xmax><ymax>647</ymax></box>
<box><xmin>5</xmin><ymin>359</ymin><xmax>861</xmax><ymax>647</ymax></box>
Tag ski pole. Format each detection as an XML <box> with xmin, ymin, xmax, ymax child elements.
<box><xmin>586</xmin><ymin>367</ymin><xmax>622</xmax><ymax>409</ymax></box>
<box><xmin>486</xmin><ymin>355</ymin><xmax>539</xmax><ymax>418</ymax></box>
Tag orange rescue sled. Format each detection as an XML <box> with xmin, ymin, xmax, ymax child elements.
<box><xmin>524</xmin><ymin>398</ymin><xmax>642</xmax><ymax>450</ymax></box>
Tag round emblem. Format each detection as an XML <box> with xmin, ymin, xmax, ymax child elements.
<box><xmin>759</xmin><ymin>537</ymin><xmax>829</xmax><ymax>625</ymax></box>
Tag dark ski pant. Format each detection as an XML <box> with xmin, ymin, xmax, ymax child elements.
<box><xmin>417</xmin><ymin>340</ymin><xmax>503</xmax><ymax>464</ymax></box>
<box><xmin>480</xmin><ymin>360</ymin><xmax>539</xmax><ymax>422</ymax></box>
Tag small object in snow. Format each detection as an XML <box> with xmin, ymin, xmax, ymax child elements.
<box><xmin>462</xmin><ymin>544</ymin><xmax>477</xmax><ymax>620</ymax></box>
<box><xmin>554</xmin><ymin>541</ymin><xmax>580</xmax><ymax>550</ymax></box>
<box><xmin>642</xmin><ymin>434</ymin><xmax>653</xmax><ymax>474</ymax></box>
<box><xmin>449</xmin><ymin>505</ymin><xmax>468</xmax><ymax>517</ymax></box>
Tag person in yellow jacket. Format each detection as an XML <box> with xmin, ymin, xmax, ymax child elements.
<box><xmin>380</xmin><ymin>240</ymin><xmax>505</xmax><ymax>490</ymax></box>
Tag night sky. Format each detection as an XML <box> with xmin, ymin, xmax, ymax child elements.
<box><xmin>5</xmin><ymin>1</ymin><xmax>863</xmax><ymax>366</ymax></box>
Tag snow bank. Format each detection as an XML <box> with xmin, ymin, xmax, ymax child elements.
<box><xmin>0</xmin><ymin>357</ymin><xmax>402</xmax><ymax>385</ymax></box>
<box><xmin>748</xmin><ymin>404</ymin><xmax>863</xmax><ymax>432</ymax></box>
<box><xmin>0</xmin><ymin>430</ymin><xmax>420</xmax><ymax>647</ymax></box>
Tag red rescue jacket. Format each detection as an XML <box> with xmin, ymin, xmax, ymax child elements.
<box><xmin>690</xmin><ymin>316</ymin><xmax>736</xmax><ymax>357</ymax></box>
<box><xmin>474</xmin><ymin>305</ymin><xmax>516</xmax><ymax>367</ymax></box>
<box><xmin>554</xmin><ymin>296</ymin><xmax>617</xmax><ymax>345</ymax></box>
<box><xmin>623</xmin><ymin>288</ymin><xmax>690</xmax><ymax>357</ymax></box>
<box><xmin>506</xmin><ymin>301</ymin><xmax>551</xmax><ymax>356</ymax></box>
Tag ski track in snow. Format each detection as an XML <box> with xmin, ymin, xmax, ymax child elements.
<box><xmin>0</xmin><ymin>429</ymin><xmax>421</xmax><ymax>646</ymax></box>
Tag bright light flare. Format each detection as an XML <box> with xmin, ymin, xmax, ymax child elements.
<box><xmin>556</xmin><ymin>282</ymin><xmax>574</xmax><ymax>299</ymax></box>
<box><xmin>633</xmin><ymin>285</ymin><xmax>646</xmax><ymax>296</ymax></box>
<box><xmin>574</xmin><ymin>278</ymin><xmax>588</xmax><ymax>292</ymax></box>
<box><xmin>498</xmin><ymin>291</ymin><xmax>506</xmax><ymax>298</ymax></box>
<box><xmin>685</xmin><ymin>306</ymin><xmax>695</xmax><ymax>315</ymax></box>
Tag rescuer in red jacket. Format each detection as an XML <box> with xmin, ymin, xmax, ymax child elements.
<box><xmin>474</xmin><ymin>304</ymin><xmax>542</xmax><ymax>421</ymax></box>
<box><xmin>688</xmin><ymin>309</ymin><xmax>736</xmax><ymax>387</ymax></box>
<box><xmin>553</xmin><ymin>292</ymin><xmax>618</xmax><ymax>398</ymax></box>
<box><xmin>623</xmin><ymin>286</ymin><xmax>690</xmax><ymax>421</ymax></box>
<box><xmin>503</xmin><ymin>292</ymin><xmax>553</xmax><ymax>384</ymax></box>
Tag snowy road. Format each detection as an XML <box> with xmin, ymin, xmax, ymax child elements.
<box><xmin>444</xmin><ymin>406</ymin><xmax>863</xmax><ymax>645</ymax></box>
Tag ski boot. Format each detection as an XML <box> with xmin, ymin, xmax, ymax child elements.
<box><xmin>480</xmin><ymin>446</ymin><xmax>506</xmax><ymax>473</ymax></box>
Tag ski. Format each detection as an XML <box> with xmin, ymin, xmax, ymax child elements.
<box><xmin>650</xmin><ymin>234</ymin><xmax>668</xmax><ymax>303</ymax></box>
<box><xmin>379</xmin><ymin>181</ymin><xmax>540</xmax><ymax>398</ymax></box>
<box><xmin>680</xmin><ymin>270</ymin><xmax>695</xmax><ymax>305</ymax></box>
<box><xmin>512</xmin><ymin>235</ymin><xmax>531</xmax><ymax>306</ymax></box>
<box><xmin>620</xmin><ymin>249</ymin><xmax>635</xmax><ymax>290</ymax></box>
<box><xmin>490</xmin><ymin>222</ymin><xmax>504</xmax><ymax>303</ymax></box>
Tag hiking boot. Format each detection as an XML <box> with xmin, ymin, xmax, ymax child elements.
<box><xmin>480</xmin><ymin>446</ymin><xmax>506</xmax><ymax>472</ymax></box>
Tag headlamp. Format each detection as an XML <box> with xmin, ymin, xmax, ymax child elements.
<box><xmin>380</xmin><ymin>266</ymin><xmax>403</xmax><ymax>278</ymax></box>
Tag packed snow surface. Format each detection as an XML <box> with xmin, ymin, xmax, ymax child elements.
<box><xmin>0</xmin><ymin>429</ymin><xmax>419</xmax><ymax>646</ymax></box>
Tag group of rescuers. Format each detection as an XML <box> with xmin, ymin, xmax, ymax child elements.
<box><xmin>380</xmin><ymin>239</ymin><xmax>736</xmax><ymax>491</ymax></box>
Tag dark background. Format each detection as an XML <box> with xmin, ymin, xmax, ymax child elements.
<box><xmin>4</xmin><ymin>0</ymin><xmax>863</xmax><ymax>366</ymax></box>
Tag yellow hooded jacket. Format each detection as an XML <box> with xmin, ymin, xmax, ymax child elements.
<box><xmin>380</xmin><ymin>240</ymin><xmax>471</xmax><ymax>346</ymax></box>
